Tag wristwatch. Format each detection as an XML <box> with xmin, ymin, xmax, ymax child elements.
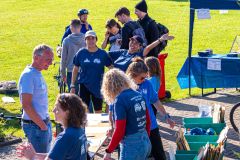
<box><xmin>163</xmin><ymin>113</ymin><xmax>171</xmax><ymax>121</ymax></box>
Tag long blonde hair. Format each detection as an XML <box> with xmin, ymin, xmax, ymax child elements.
<box><xmin>101</xmin><ymin>68</ymin><xmax>137</xmax><ymax>104</ymax></box>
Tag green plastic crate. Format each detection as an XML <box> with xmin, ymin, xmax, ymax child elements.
<box><xmin>185</xmin><ymin>135</ymin><xmax>219</xmax><ymax>142</ymax></box>
<box><xmin>175</xmin><ymin>151</ymin><xmax>198</xmax><ymax>160</ymax></box>
<box><xmin>183</xmin><ymin>117</ymin><xmax>213</xmax><ymax>124</ymax></box>
<box><xmin>183</xmin><ymin>123</ymin><xmax>226</xmax><ymax>134</ymax></box>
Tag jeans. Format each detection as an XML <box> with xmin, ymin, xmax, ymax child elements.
<box><xmin>22</xmin><ymin>121</ymin><xmax>52</xmax><ymax>153</ymax></box>
<box><xmin>120</xmin><ymin>131</ymin><xmax>151</xmax><ymax>160</ymax></box>
<box><xmin>67</xmin><ymin>72</ymin><xmax>79</xmax><ymax>94</ymax></box>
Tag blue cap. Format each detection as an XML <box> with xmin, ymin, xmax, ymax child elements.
<box><xmin>77</xmin><ymin>9</ymin><xmax>89</xmax><ymax>16</ymax></box>
<box><xmin>130</xmin><ymin>35</ymin><xmax>144</xmax><ymax>45</ymax></box>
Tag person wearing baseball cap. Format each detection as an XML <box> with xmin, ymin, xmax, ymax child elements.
<box><xmin>108</xmin><ymin>33</ymin><xmax>174</xmax><ymax>72</ymax></box>
<box><xmin>61</xmin><ymin>9</ymin><xmax>93</xmax><ymax>44</ymax></box>
<box><xmin>70</xmin><ymin>30</ymin><xmax>112</xmax><ymax>114</ymax></box>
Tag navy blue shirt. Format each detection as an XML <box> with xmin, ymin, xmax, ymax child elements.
<box><xmin>112</xmin><ymin>89</ymin><xmax>147</xmax><ymax>136</ymax></box>
<box><xmin>48</xmin><ymin>127</ymin><xmax>87</xmax><ymax>160</ymax></box>
<box><xmin>109</xmin><ymin>49</ymin><xmax>144</xmax><ymax>72</ymax></box>
<box><xmin>61</xmin><ymin>23</ymin><xmax>93</xmax><ymax>44</ymax></box>
<box><xmin>138</xmin><ymin>79</ymin><xmax>159</xmax><ymax>130</ymax></box>
<box><xmin>73</xmin><ymin>48</ymin><xmax>112</xmax><ymax>98</ymax></box>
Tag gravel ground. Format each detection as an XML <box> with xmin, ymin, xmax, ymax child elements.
<box><xmin>0</xmin><ymin>89</ymin><xmax>239</xmax><ymax>160</ymax></box>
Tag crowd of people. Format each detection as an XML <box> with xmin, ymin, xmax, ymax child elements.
<box><xmin>17</xmin><ymin>0</ymin><xmax>175</xmax><ymax>160</ymax></box>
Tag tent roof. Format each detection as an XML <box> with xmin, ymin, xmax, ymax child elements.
<box><xmin>190</xmin><ymin>0</ymin><xmax>240</xmax><ymax>10</ymax></box>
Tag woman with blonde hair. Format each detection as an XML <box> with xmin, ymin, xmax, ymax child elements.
<box><xmin>101</xmin><ymin>68</ymin><xmax>151</xmax><ymax>160</ymax></box>
<box><xmin>126</xmin><ymin>57</ymin><xmax>175</xmax><ymax>160</ymax></box>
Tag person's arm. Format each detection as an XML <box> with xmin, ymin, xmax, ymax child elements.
<box><xmin>106</xmin><ymin>119</ymin><xmax>126</xmax><ymax>153</ymax></box>
<box><xmin>17</xmin><ymin>143</ymin><xmax>48</xmax><ymax>160</ymax></box>
<box><xmin>143</xmin><ymin>33</ymin><xmax>174</xmax><ymax>57</ymax></box>
<box><xmin>153</xmin><ymin>100</ymin><xmax>175</xmax><ymax>128</ymax></box>
<box><xmin>22</xmin><ymin>94</ymin><xmax>47</xmax><ymax>130</ymax></box>
<box><xmin>70</xmin><ymin>66</ymin><xmax>79</xmax><ymax>94</ymax></box>
<box><xmin>101</xmin><ymin>31</ymin><xmax>110</xmax><ymax>49</ymax></box>
<box><xmin>145</xmin><ymin>108</ymin><xmax>151</xmax><ymax>136</ymax></box>
<box><xmin>60</xmin><ymin>40</ymin><xmax>68</xmax><ymax>82</ymax></box>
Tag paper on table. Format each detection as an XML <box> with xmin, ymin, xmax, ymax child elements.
<box><xmin>207</xmin><ymin>59</ymin><xmax>221</xmax><ymax>71</ymax></box>
<box><xmin>197</xmin><ymin>9</ymin><xmax>211</xmax><ymax>20</ymax></box>
<box><xmin>88</xmin><ymin>137</ymin><xmax>106</xmax><ymax>146</ymax></box>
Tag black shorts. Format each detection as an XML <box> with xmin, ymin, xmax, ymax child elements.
<box><xmin>79</xmin><ymin>84</ymin><xmax>103</xmax><ymax>111</ymax></box>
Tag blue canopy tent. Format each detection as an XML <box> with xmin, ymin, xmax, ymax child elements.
<box><xmin>187</xmin><ymin>0</ymin><xmax>240</xmax><ymax>95</ymax></box>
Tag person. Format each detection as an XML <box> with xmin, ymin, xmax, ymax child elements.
<box><xmin>145</xmin><ymin>56</ymin><xmax>161</xmax><ymax>116</ymax></box>
<box><xmin>101</xmin><ymin>19</ymin><xmax>122</xmax><ymax>52</ymax></box>
<box><xmin>135</xmin><ymin>0</ymin><xmax>168</xmax><ymax>57</ymax></box>
<box><xmin>60</xmin><ymin>19</ymin><xmax>85</xmax><ymax>94</ymax></box>
<box><xmin>70</xmin><ymin>30</ymin><xmax>112</xmax><ymax>113</ymax></box>
<box><xmin>61</xmin><ymin>9</ymin><xmax>92</xmax><ymax>44</ymax></box>
<box><xmin>115</xmin><ymin>7</ymin><xmax>146</xmax><ymax>49</ymax></box>
<box><xmin>18</xmin><ymin>44</ymin><xmax>54</xmax><ymax>153</ymax></box>
<box><xmin>101</xmin><ymin>68</ymin><xmax>151</xmax><ymax>160</ymax></box>
<box><xmin>17</xmin><ymin>93</ymin><xmax>88</xmax><ymax>160</ymax></box>
<box><xmin>126</xmin><ymin>58</ymin><xmax>175</xmax><ymax>160</ymax></box>
<box><xmin>108</xmin><ymin>33</ymin><xmax>174</xmax><ymax>72</ymax></box>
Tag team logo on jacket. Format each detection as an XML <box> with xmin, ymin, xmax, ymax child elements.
<box><xmin>84</xmin><ymin>58</ymin><xmax>90</xmax><ymax>63</ymax></box>
<box><xmin>93</xmin><ymin>58</ymin><xmax>101</xmax><ymax>64</ymax></box>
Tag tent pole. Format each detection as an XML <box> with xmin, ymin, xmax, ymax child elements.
<box><xmin>188</xmin><ymin>8</ymin><xmax>195</xmax><ymax>96</ymax></box>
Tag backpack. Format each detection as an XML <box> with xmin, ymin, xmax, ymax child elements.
<box><xmin>147</xmin><ymin>20</ymin><xmax>169</xmax><ymax>52</ymax></box>
<box><xmin>127</xmin><ymin>21</ymin><xmax>148</xmax><ymax>47</ymax></box>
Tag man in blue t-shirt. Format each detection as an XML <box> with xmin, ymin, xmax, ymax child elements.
<box><xmin>61</xmin><ymin>9</ymin><xmax>93</xmax><ymax>44</ymax></box>
<box><xmin>18</xmin><ymin>44</ymin><xmax>54</xmax><ymax>153</ymax></box>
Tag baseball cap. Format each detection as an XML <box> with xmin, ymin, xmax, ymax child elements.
<box><xmin>77</xmin><ymin>9</ymin><xmax>89</xmax><ymax>16</ymax></box>
<box><xmin>130</xmin><ymin>35</ymin><xmax>144</xmax><ymax>45</ymax></box>
<box><xmin>85</xmin><ymin>30</ymin><xmax>97</xmax><ymax>39</ymax></box>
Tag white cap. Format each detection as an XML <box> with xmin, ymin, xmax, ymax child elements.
<box><xmin>85</xmin><ymin>30</ymin><xmax>97</xmax><ymax>39</ymax></box>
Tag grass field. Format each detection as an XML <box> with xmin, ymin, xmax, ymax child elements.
<box><xmin>0</xmin><ymin>0</ymin><xmax>240</xmax><ymax>137</ymax></box>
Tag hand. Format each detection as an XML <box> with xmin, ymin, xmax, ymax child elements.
<box><xmin>105</xmin><ymin>31</ymin><xmax>110</xmax><ymax>38</ymax></box>
<box><xmin>62</xmin><ymin>76</ymin><xmax>67</xmax><ymax>83</ymax></box>
<box><xmin>167</xmin><ymin>118</ymin><xmax>175</xmax><ymax>129</ymax></box>
<box><xmin>106</xmin><ymin>128</ymin><xmax>113</xmax><ymax>137</ymax></box>
<box><xmin>159</xmin><ymin>33</ymin><xmax>174</xmax><ymax>41</ymax></box>
<box><xmin>85</xmin><ymin>22</ymin><xmax>89</xmax><ymax>30</ymax></box>
<box><xmin>17</xmin><ymin>142</ymin><xmax>36</xmax><ymax>159</ymax></box>
<box><xmin>40</xmin><ymin>123</ymin><xmax>48</xmax><ymax>131</ymax></box>
<box><xmin>70</xmin><ymin>88</ymin><xmax>75</xmax><ymax>94</ymax></box>
<box><xmin>103</xmin><ymin>153</ymin><xmax>111</xmax><ymax>160</ymax></box>
<box><xmin>116</xmin><ymin>39</ymin><xmax>122</xmax><ymax>45</ymax></box>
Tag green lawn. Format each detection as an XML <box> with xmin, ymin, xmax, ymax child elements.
<box><xmin>0</xmin><ymin>0</ymin><xmax>240</xmax><ymax>137</ymax></box>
